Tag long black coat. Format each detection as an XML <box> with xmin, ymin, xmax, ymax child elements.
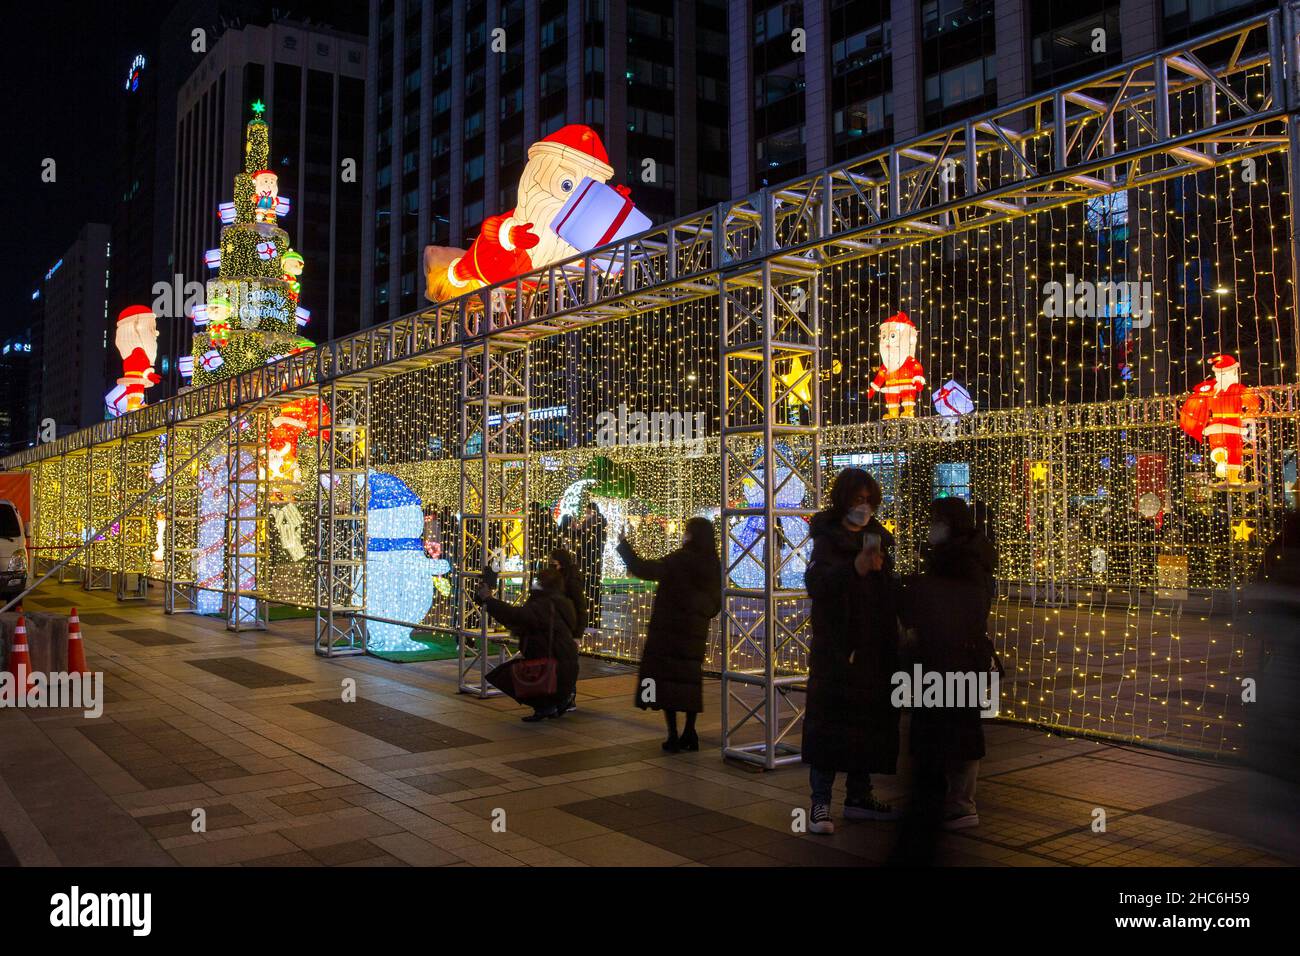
<box><xmin>482</xmin><ymin>589</ymin><xmax>579</xmax><ymax>710</ymax></box>
<box><xmin>901</xmin><ymin>533</ymin><xmax>997</xmax><ymax>762</ymax></box>
<box><xmin>801</xmin><ymin>510</ymin><xmax>901</xmax><ymax>774</ymax></box>
<box><xmin>618</xmin><ymin>538</ymin><xmax>722</xmax><ymax>714</ymax></box>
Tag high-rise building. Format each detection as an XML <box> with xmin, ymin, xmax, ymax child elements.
<box><xmin>362</xmin><ymin>0</ymin><xmax>732</xmax><ymax>324</ymax></box>
<box><xmin>37</xmin><ymin>224</ymin><xmax>113</xmax><ymax>436</ymax></box>
<box><xmin>364</xmin><ymin>0</ymin><xmax>1279</xmax><ymax>322</ymax></box>
<box><xmin>0</xmin><ymin>331</ymin><xmax>38</xmax><ymax>455</ymax></box>
<box><xmin>170</xmin><ymin>19</ymin><xmax>368</xmax><ymax>378</ymax></box>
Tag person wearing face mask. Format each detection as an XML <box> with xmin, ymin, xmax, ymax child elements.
<box><xmin>894</xmin><ymin>496</ymin><xmax>998</xmax><ymax>860</ymax></box>
<box><xmin>474</xmin><ymin>565</ymin><xmax>579</xmax><ymax>722</ymax></box>
<box><xmin>616</xmin><ymin>516</ymin><xmax>723</xmax><ymax>752</ymax></box>
<box><xmin>802</xmin><ymin>468</ymin><xmax>902</xmax><ymax>834</ymax></box>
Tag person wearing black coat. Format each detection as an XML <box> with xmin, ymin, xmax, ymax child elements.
<box><xmin>616</xmin><ymin>516</ymin><xmax>722</xmax><ymax>753</ymax></box>
<box><xmin>548</xmin><ymin>546</ymin><xmax>586</xmax><ymax>714</ymax></box>
<box><xmin>474</xmin><ymin>567</ymin><xmax>579</xmax><ymax>722</ymax></box>
<box><xmin>802</xmin><ymin>468</ymin><xmax>901</xmax><ymax>835</ymax></box>
<box><xmin>899</xmin><ymin>496</ymin><xmax>998</xmax><ymax>848</ymax></box>
<box><xmin>573</xmin><ymin>503</ymin><xmax>608</xmax><ymax>630</ymax></box>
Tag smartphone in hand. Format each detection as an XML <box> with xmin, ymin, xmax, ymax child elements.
<box><xmin>482</xmin><ymin>564</ymin><xmax>499</xmax><ymax>590</ymax></box>
<box><xmin>863</xmin><ymin>532</ymin><xmax>882</xmax><ymax>554</ymax></box>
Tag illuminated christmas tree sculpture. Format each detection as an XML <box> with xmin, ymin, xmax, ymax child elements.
<box><xmin>191</xmin><ymin>102</ymin><xmax>313</xmax><ymax>385</ymax></box>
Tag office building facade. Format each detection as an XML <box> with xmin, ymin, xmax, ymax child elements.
<box><xmin>172</xmin><ymin>19</ymin><xmax>368</xmax><ymax>375</ymax></box>
<box><xmin>37</xmin><ymin>224</ymin><xmax>113</xmax><ymax>436</ymax></box>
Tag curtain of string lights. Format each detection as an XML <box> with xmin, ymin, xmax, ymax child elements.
<box><xmin>21</xmin><ymin>40</ymin><xmax>1298</xmax><ymax>758</ymax></box>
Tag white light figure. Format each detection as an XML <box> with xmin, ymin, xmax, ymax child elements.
<box><xmin>195</xmin><ymin>454</ymin><xmax>227</xmax><ymax>614</ymax></box>
<box><xmin>273</xmin><ymin>503</ymin><xmax>306</xmax><ymax>561</ymax></box>
<box><xmin>365</xmin><ymin>472</ymin><xmax>448</xmax><ymax>653</ymax></box>
<box><xmin>731</xmin><ymin>442</ymin><xmax>811</xmax><ymax>590</ymax></box>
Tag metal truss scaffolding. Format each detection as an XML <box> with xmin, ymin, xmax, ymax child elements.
<box><xmin>164</xmin><ymin>424</ymin><xmax>203</xmax><ymax>614</ymax></box>
<box><xmin>116</xmin><ymin>434</ymin><xmax>154</xmax><ymax>601</ymax></box>
<box><xmin>315</xmin><ymin>383</ymin><xmax>369</xmax><ymax>657</ymax></box>
<box><xmin>225</xmin><ymin>407</ymin><xmax>269</xmax><ymax>631</ymax></box>
<box><xmin>720</xmin><ymin>256</ymin><xmax>822</xmax><ymax>768</ymax></box>
<box><xmin>457</xmin><ymin>332</ymin><xmax>529</xmax><ymax>696</ymax></box>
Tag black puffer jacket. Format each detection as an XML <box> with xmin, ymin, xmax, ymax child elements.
<box><xmin>618</xmin><ymin>538</ymin><xmax>722</xmax><ymax>713</ymax></box>
<box><xmin>902</xmin><ymin>531</ymin><xmax>997</xmax><ymax>762</ymax></box>
<box><xmin>481</xmin><ymin>588</ymin><xmax>579</xmax><ymax>709</ymax></box>
<box><xmin>801</xmin><ymin>509</ymin><xmax>901</xmax><ymax>775</ymax></box>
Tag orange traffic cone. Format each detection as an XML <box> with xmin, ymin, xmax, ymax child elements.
<box><xmin>7</xmin><ymin>614</ymin><xmax>36</xmax><ymax>696</ymax></box>
<box><xmin>67</xmin><ymin>607</ymin><xmax>88</xmax><ymax>675</ymax></box>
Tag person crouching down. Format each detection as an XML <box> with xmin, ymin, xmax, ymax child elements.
<box><xmin>474</xmin><ymin>567</ymin><xmax>579</xmax><ymax>722</ymax></box>
<box><xmin>803</xmin><ymin>468</ymin><xmax>902</xmax><ymax>834</ymax></box>
<box><xmin>617</xmin><ymin>516</ymin><xmax>722</xmax><ymax>753</ymax></box>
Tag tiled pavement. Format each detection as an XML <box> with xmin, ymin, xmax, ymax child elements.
<box><xmin>1</xmin><ymin>581</ymin><xmax>1296</xmax><ymax>868</ymax></box>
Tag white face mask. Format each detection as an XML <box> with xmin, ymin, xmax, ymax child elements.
<box><xmin>927</xmin><ymin>523</ymin><xmax>949</xmax><ymax>547</ymax></box>
<box><xmin>846</xmin><ymin>504</ymin><xmax>874</xmax><ymax>527</ymax></box>
<box><xmin>530</xmin><ymin>577</ymin><xmax>544</xmax><ymax>591</ymax></box>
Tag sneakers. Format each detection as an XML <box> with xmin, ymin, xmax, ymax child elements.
<box><xmin>843</xmin><ymin>793</ymin><xmax>900</xmax><ymax>821</ymax></box>
<box><xmin>809</xmin><ymin>804</ymin><xmax>835</xmax><ymax>835</ymax></box>
<box><xmin>941</xmin><ymin>812</ymin><xmax>980</xmax><ymax>830</ymax></box>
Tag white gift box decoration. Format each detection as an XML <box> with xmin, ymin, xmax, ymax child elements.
<box><xmin>932</xmin><ymin>379</ymin><xmax>975</xmax><ymax>417</ymax></box>
<box><xmin>550</xmin><ymin>176</ymin><xmax>651</xmax><ymax>275</ymax></box>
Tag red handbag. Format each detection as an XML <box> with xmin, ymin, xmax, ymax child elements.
<box><xmin>512</xmin><ymin>603</ymin><xmax>558</xmax><ymax>700</ymax></box>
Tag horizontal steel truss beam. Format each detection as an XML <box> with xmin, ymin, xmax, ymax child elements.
<box><xmin>4</xmin><ymin>10</ymin><xmax>1292</xmax><ymax>472</ymax></box>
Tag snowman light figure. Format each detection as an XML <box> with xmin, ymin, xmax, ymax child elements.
<box><xmin>731</xmin><ymin>442</ymin><xmax>811</xmax><ymax>590</ymax></box>
<box><xmin>365</xmin><ymin>472</ymin><xmax>449</xmax><ymax>653</ymax></box>
<box><xmin>867</xmin><ymin>311</ymin><xmax>926</xmax><ymax>418</ymax></box>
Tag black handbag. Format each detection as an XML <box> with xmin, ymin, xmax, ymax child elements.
<box><xmin>512</xmin><ymin>602</ymin><xmax>558</xmax><ymax>700</ymax></box>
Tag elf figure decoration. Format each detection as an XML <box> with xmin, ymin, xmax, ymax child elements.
<box><xmin>1179</xmin><ymin>353</ymin><xmax>1260</xmax><ymax>485</ymax></box>
<box><xmin>867</xmin><ymin>311</ymin><xmax>926</xmax><ymax>418</ymax></box>
<box><xmin>424</xmin><ymin>124</ymin><xmax>642</xmax><ymax>302</ymax></box>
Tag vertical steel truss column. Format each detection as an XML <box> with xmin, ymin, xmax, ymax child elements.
<box><xmin>225</xmin><ymin>407</ymin><xmax>269</xmax><ymax>631</ymax></box>
<box><xmin>457</xmin><ymin>336</ymin><xmax>529</xmax><ymax>696</ymax></box>
<box><xmin>84</xmin><ymin>444</ymin><xmax>117</xmax><ymax>591</ymax></box>
<box><xmin>1026</xmin><ymin>431</ymin><xmax>1069</xmax><ymax>606</ymax></box>
<box><xmin>720</xmin><ymin>257</ymin><xmax>821</xmax><ymax>769</ymax></box>
<box><xmin>116</xmin><ymin>434</ymin><xmax>152</xmax><ymax>601</ymax></box>
<box><xmin>164</xmin><ymin>424</ymin><xmax>203</xmax><ymax>614</ymax></box>
<box><xmin>315</xmin><ymin>382</ymin><xmax>369</xmax><ymax>657</ymax></box>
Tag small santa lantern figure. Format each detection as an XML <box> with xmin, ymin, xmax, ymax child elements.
<box><xmin>867</xmin><ymin>311</ymin><xmax>926</xmax><ymax>418</ymax></box>
<box><xmin>251</xmin><ymin>170</ymin><xmax>279</xmax><ymax>224</ymax></box>
<box><xmin>114</xmin><ymin>305</ymin><xmax>162</xmax><ymax>412</ymax></box>
<box><xmin>267</xmin><ymin>396</ymin><xmax>331</xmax><ymax>487</ymax></box>
<box><xmin>446</xmin><ymin>124</ymin><xmax>625</xmax><ymax>290</ymax></box>
<box><xmin>1179</xmin><ymin>354</ymin><xmax>1260</xmax><ymax>484</ymax></box>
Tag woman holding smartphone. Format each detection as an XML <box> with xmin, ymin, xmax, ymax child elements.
<box><xmin>802</xmin><ymin>467</ymin><xmax>902</xmax><ymax>834</ymax></box>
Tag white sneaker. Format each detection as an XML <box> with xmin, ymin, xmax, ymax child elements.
<box><xmin>809</xmin><ymin>804</ymin><xmax>835</xmax><ymax>835</ymax></box>
<box><xmin>942</xmin><ymin>812</ymin><xmax>979</xmax><ymax>830</ymax></box>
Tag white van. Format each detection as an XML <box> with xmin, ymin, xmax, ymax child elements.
<box><xmin>0</xmin><ymin>499</ymin><xmax>30</xmax><ymax>601</ymax></box>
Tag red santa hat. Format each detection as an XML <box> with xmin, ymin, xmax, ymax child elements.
<box><xmin>252</xmin><ymin>169</ymin><xmax>276</xmax><ymax>179</ymax></box>
<box><xmin>1210</xmin><ymin>353</ymin><xmax>1238</xmax><ymax>371</ymax></box>
<box><xmin>527</xmin><ymin>124</ymin><xmax>614</xmax><ymax>181</ymax></box>
<box><xmin>117</xmin><ymin>304</ymin><xmax>155</xmax><ymax>324</ymax></box>
<box><xmin>882</xmin><ymin>310</ymin><xmax>916</xmax><ymax>329</ymax></box>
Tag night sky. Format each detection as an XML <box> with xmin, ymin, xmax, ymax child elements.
<box><xmin>1</xmin><ymin>1</ymin><xmax>158</xmax><ymax>336</ymax></box>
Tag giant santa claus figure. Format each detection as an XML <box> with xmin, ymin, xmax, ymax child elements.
<box><xmin>867</xmin><ymin>311</ymin><xmax>926</xmax><ymax>418</ymax></box>
<box><xmin>1179</xmin><ymin>353</ymin><xmax>1260</xmax><ymax>485</ymax></box>
<box><xmin>111</xmin><ymin>305</ymin><xmax>162</xmax><ymax>414</ymax></box>
<box><xmin>426</xmin><ymin>124</ymin><xmax>628</xmax><ymax>299</ymax></box>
